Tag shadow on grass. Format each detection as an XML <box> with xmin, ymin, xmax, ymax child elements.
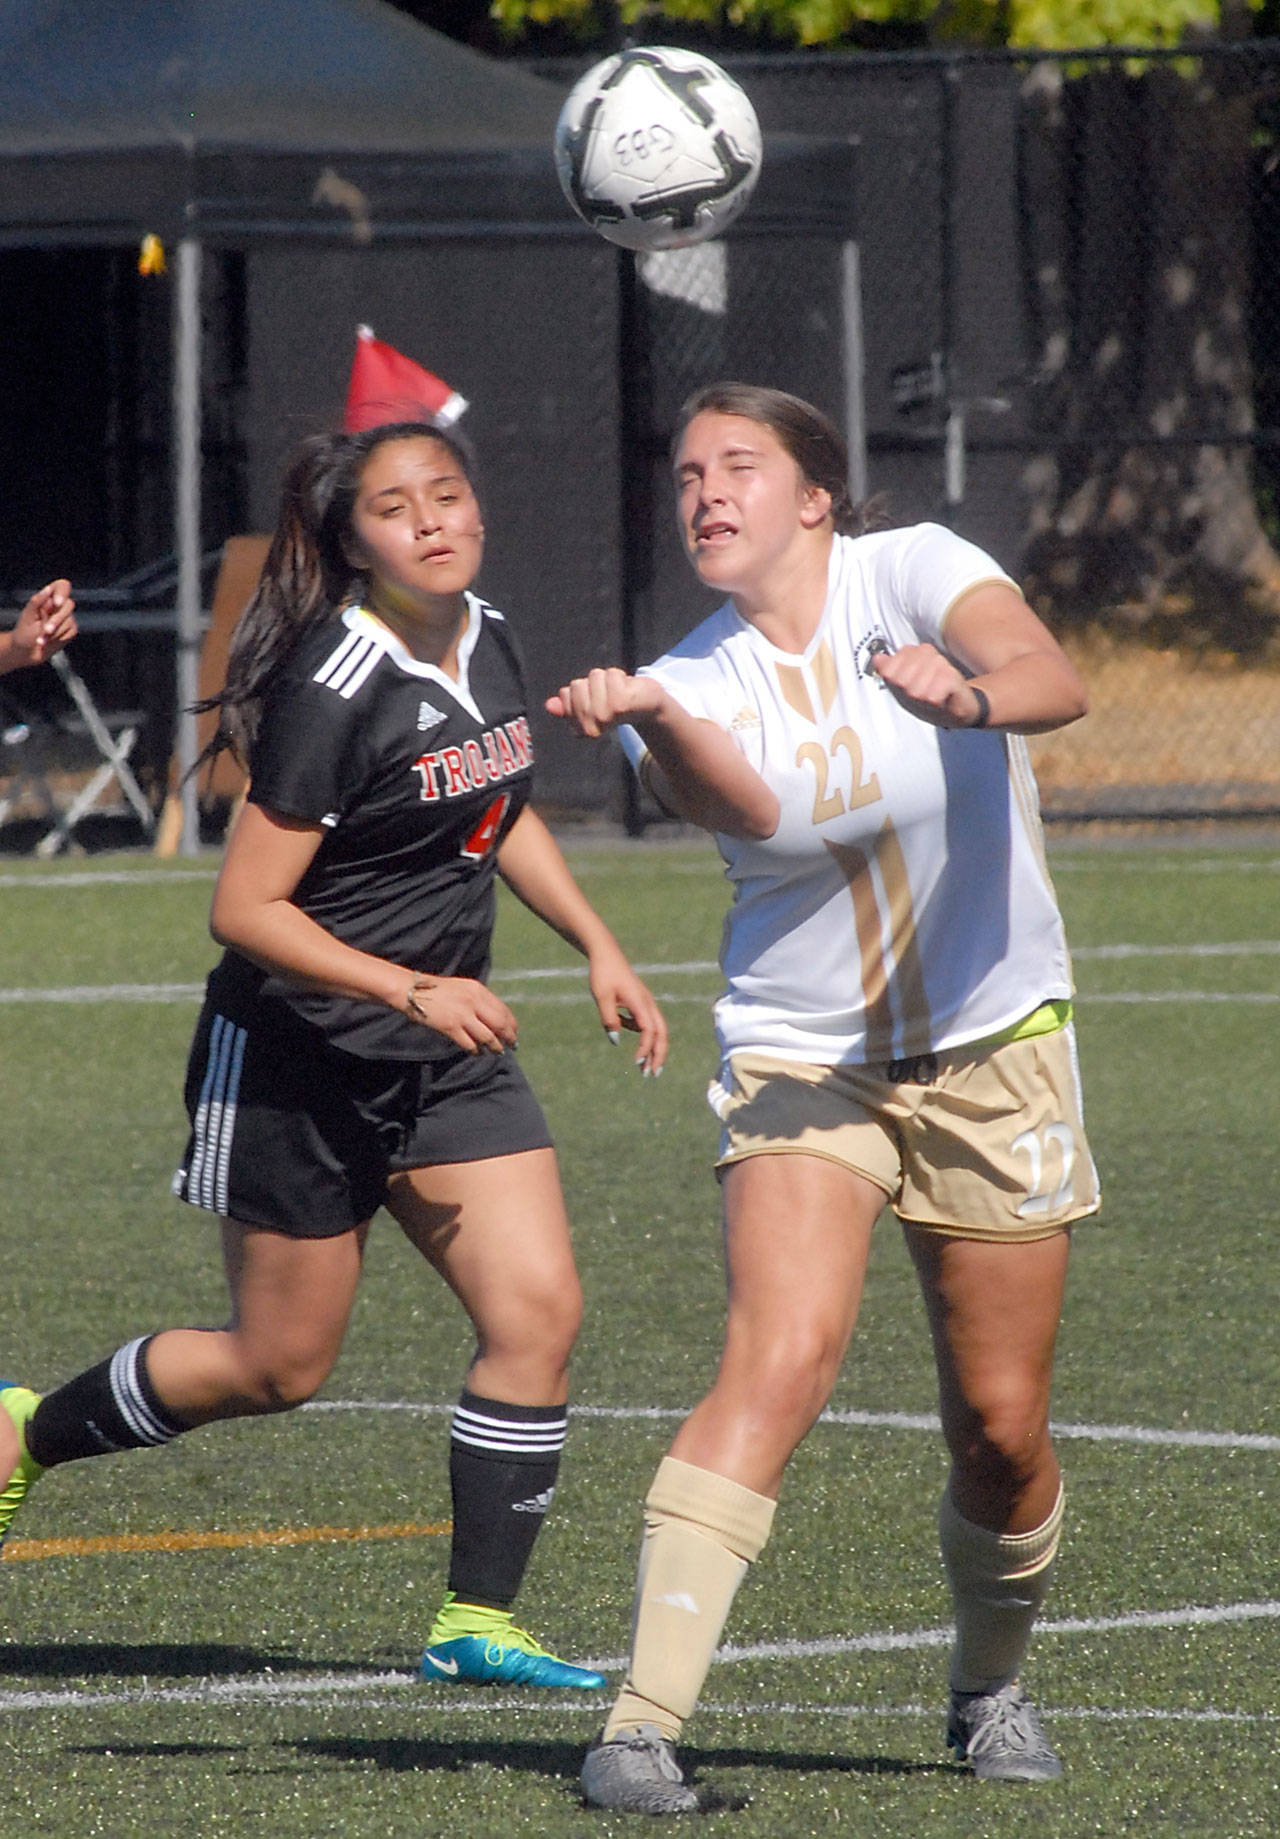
<box><xmin>292</xmin><ymin>1734</ymin><xmax>942</xmax><ymax>1786</ymax></box>
<box><xmin>67</xmin><ymin>1742</ymin><xmax>247</xmax><ymax>1760</ymax></box>
<box><xmin>696</xmin><ymin>1744</ymin><xmax>943</xmax><ymax>1781</ymax></box>
<box><xmin>0</xmin><ymin>1641</ymin><xmax>328</xmax><ymax>1680</ymax></box>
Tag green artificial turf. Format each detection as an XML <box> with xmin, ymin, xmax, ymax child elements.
<box><xmin>0</xmin><ymin>835</ymin><xmax>1276</xmax><ymax>1835</ymax></box>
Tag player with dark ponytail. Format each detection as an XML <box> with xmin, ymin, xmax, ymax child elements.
<box><xmin>201</xmin><ymin>423</ymin><xmax>480</xmax><ymax>759</ymax></box>
<box><xmin>0</xmin><ymin>417</ymin><xmax>665</xmax><ymax>1690</ymax></box>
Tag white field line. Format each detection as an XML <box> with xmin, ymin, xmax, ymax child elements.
<box><xmin>1</xmin><ymin>853</ymin><xmax>1277</xmax><ymax>893</ymax></box>
<box><xmin>1083</xmin><ymin>992</ymin><xmax>1280</xmax><ymax>1003</ymax></box>
<box><xmin>302</xmin><ymin>1397</ymin><xmax>1280</xmax><ymax>1452</ymax></box>
<box><xmin>0</xmin><ymin>982</ymin><xmax>208</xmax><ymax>1003</ymax></box>
<box><xmin>0</xmin><ymin>868</ymin><xmax>219</xmax><ymax>889</ymax></box>
<box><xmin>3</xmin><ymin>937</ymin><xmax>1280</xmax><ymax>1008</ymax></box>
<box><xmin>700</xmin><ymin>1599</ymin><xmax>1280</xmax><ymax>1671</ymax></box>
<box><xmin>1051</xmin><ymin>857</ymin><xmax>1280</xmax><ymax>874</ymax></box>
<box><xmin>4</xmin><ymin>986</ymin><xmax>1280</xmax><ymax>1009</ymax></box>
<box><xmin>0</xmin><ymin>1600</ymin><xmax>1276</xmax><ymax>1716</ymax></box>
<box><xmin>695</xmin><ymin>1701</ymin><xmax>1280</xmax><ymax>1725</ymax></box>
<box><xmin>1073</xmin><ymin>940</ymin><xmax>1280</xmax><ymax>958</ymax></box>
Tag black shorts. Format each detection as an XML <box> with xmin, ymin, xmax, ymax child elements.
<box><xmin>173</xmin><ymin>1002</ymin><xmax>553</xmax><ymax>1239</ymax></box>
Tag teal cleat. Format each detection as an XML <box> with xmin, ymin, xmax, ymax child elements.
<box><xmin>420</xmin><ymin>1631</ymin><xmax>607</xmax><ymax>1689</ymax></box>
<box><xmin>0</xmin><ymin>1384</ymin><xmax>44</xmax><ymax>1549</ymax></box>
<box><xmin>421</xmin><ymin>1629</ymin><xmax>606</xmax><ymax>1689</ymax></box>
<box><xmin>420</xmin><ymin>1591</ymin><xmax>606</xmax><ymax>1689</ymax></box>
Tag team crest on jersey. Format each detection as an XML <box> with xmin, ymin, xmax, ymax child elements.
<box><xmin>416</xmin><ymin>699</ymin><xmax>448</xmax><ymax>733</ymax></box>
<box><xmin>855</xmin><ymin>632</ymin><xmax>893</xmax><ymax>680</ymax></box>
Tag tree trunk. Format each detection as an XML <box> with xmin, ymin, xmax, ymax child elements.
<box><xmin>1017</xmin><ymin>55</ymin><xmax>1280</xmax><ymax>655</ymax></box>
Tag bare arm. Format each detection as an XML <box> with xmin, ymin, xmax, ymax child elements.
<box><xmin>497</xmin><ymin>804</ymin><xmax>667</xmax><ymax>1072</ymax></box>
<box><xmin>871</xmin><ymin>581</ymin><xmax>1088</xmax><ymax>735</ymax></box>
<box><xmin>546</xmin><ymin>667</ymin><xmax>779</xmax><ymax>840</ymax></box>
<box><xmin>0</xmin><ymin>580</ymin><xmax>77</xmax><ymax>676</ymax></box>
<box><xmin>210</xmin><ymin>801</ymin><xmax>517</xmax><ymax>1054</ymax></box>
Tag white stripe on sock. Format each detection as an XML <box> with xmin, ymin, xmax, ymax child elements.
<box><xmin>451</xmin><ymin>1403</ymin><xmax>566</xmax><ymax>1457</ymax></box>
<box><xmin>109</xmin><ymin>1339</ymin><xmax>177</xmax><ymax>1448</ymax></box>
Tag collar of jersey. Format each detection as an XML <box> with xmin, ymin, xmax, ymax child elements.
<box><xmin>343</xmin><ymin>594</ymin><xmax>485</xmax><ymax>722</ymax></box>
<box><xmin>722</xmin><ymin>534</ymin><xmax>848</xmax><ymax>665</ymax></box>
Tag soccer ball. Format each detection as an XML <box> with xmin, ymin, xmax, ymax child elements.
<box><xmin>554</xmin><ymin>46</ymin><xmax>762</xmax><ymax>253</ymax></box>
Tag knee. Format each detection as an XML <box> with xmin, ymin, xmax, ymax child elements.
<box><xmin>729</xmin><ymin>1322</ymin><xmax>844</xmax><ymax>1436</ymax></box>
<box><xmin>483</xmin><ymin>1273</ymin><xmax>582</xmax><ymax>1372</ymax></box>
<box><xmin>236</xmin><ymin>1347</ymin><xmax>334</xmax><ymax>1413</ymax></box>
<box><xmin>947</xmin><ymin>1382</ymin><xmax>1052</xmax><ymax>1500</ymax></box>
<box><xmin>532</xmin><ymin>1273</ymin><xmax>583</xmax><ymax>1366</ymax></box>
<box><xmin>552</xmin><ymin>1272</ymin><xmax>584</xmax><ymax>1351</ymax></box>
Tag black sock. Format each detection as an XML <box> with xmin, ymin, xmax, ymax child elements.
<box><xmin>26</xmin><ymin>1336</ymin><xmax>190</xmax><ymax>1468</ymax></box>
<box><xmin>445</xmin><ymin>1389</ymin><xmax>566</xmax><ymax>1610</ymax></box>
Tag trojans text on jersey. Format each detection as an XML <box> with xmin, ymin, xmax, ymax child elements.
<box><xmin>412</xmin><ymin>715</ymin><xmax>534</xmax><ymax>802</ymax></box>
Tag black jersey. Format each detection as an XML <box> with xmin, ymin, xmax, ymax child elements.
<box><xmin>207</xmin><ymin>594</ymin><xmax>534</xmax><ymax>1060</ymax></box>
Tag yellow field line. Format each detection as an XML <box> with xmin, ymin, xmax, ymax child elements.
<box><xmin>2</xmin><ymin>1519</ymin><xmax>452</xmax><ymax>1562</ymax></box>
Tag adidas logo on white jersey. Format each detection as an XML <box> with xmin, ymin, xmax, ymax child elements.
<box><xmin>417</xmin><ymin>699</ymin><xmax>448</xmax><ymax>732</ymax></box>
<box><xmin>729</xmin><ymin>704</ymin><xmax>762</xmax><ymax>732</ymax></box>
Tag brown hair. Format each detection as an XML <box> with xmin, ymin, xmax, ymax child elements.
<box><xmin>196</xmin><ymin>421</ymin><xmax>478</xmax><ymax>769</ymax></box>
<box><xmin>673</xmin><ymin>383</ymin><xmax>886</xmax><ymax>537</ymax></box>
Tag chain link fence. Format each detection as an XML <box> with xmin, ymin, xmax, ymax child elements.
<box><xmin>4</xmin><ymin>44</ymin><xmax>1279</xmax><ymax>840</ymax></box>
<box><xmin>543</xmin><ymin>42</ymin><xmax>1280</xmax><ymax>820</ymax></box>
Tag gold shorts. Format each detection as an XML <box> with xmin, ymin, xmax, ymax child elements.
<box><xmin>711</xmin><ymin>1026</ymin><xmax>1100</xmax><ymax>1243</ymax></box>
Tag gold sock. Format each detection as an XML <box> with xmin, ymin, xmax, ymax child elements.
<box><xmin>940</xmin><ymin>1484</ymin><xmax>1064</xmax><ymax>1695</ymax></box>
<box><xmin>603</xmin><ymin>1456</ymin><xmax>776</xmax><ymax>1745</ymax></box>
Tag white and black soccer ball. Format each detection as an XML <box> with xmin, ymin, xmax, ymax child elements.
<box><xmin>554</xmin><ymin>46</ymin><xmax>762</xmax><ymax>253</ymax></box>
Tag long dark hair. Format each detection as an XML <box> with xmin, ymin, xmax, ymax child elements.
<box><xmin>196</xmin><ymin>420</ymin><xmax>479</xmax><ymax>770</ymax></box>
<box><xmin>672</xmin><ymin>383</ymin><xmax>887</xmax><ymax>537</ymax></box>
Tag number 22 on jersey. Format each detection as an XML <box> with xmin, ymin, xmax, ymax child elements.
<box><xmin>795</xmin><ymin>725</ymin><xmax>881</xmax><ymax>826</ymax></box>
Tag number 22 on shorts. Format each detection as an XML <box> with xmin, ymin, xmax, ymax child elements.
<box><xmin>1012</xmin><ymin>1122</ymin><xmax>1075</xmax><ymax>1219</ymax></box>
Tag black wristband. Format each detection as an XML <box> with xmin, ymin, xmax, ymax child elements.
<box><xmin>968</xmin><ymin>685</ymin><xmax>991</xmax><ymax>729</ymax></box>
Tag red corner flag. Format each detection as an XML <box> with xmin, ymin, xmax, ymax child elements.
<box><xmin>343</xmin><ymin>325</ymin><xmax>468</xmax><ymax>432</ymax></box>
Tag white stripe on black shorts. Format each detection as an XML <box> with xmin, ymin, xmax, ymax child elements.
<box><xmin>172</xmin><ymin>1001</ymin><xmax>552</xmax><ymax>1238</ymax></box>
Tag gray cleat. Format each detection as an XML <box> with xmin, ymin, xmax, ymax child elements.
<box><xmin>581</xmin><ymin>1723</ymin><xmax>698</xmax><ymax>1815</ymax></box>
<box><xmin>947</xmin><ymin>1683</ymin><xmax>1062</xmax><ymax>1781</ymax></box>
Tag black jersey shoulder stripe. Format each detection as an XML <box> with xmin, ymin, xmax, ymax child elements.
<box><xmin>312</xmin><ymin>630</ymin><xmax>384</xmax><ymax>700</ymax></box>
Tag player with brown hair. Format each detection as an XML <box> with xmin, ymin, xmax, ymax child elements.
<box><xmin>0</xmin><ymin>419</ymin><xmax>665</xmax><ymax>1690</ymax></box>
<box><xmin>551</xmin><ymin>382</ymin><xmax>1095</xmax><ymax>1810</ymax></box>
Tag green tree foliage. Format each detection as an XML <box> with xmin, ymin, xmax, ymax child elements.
<box><xmin>487</xmin><ymin>0</ymin><xmax>1264</xmax><ymax>50</ymax></box>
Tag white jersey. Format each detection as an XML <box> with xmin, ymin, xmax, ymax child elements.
<box><xmin>623</xmin><ymin>524</ymin><xmax>1074</xmax><ymax>1065</ymax></box>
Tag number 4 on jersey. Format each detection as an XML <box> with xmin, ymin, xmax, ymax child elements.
<box><xmin>461</xmin><ymin>792</ymin><xmax>511</xmax><ymax>861</ymax></box>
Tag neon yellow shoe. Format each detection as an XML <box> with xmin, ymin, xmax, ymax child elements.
<box><xmin>420</xmin><ymin>1592</ymin><xmax>606</xmax><ymax>1689</ymax></box>
<box><xmin>0</xmin><ymin>1385</ymin><xmax>43</xmax><ymax>1548</ymax></box>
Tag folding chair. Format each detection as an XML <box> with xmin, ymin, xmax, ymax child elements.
<box><xmin>0</xmin><ymin>648</ymin><xmax>154</xmax><ymax>855</ymax></box>
<box><xmin>31</xmin><ymin>650</ymin><xmax>155</xmax><ymax>856</ymax></box>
